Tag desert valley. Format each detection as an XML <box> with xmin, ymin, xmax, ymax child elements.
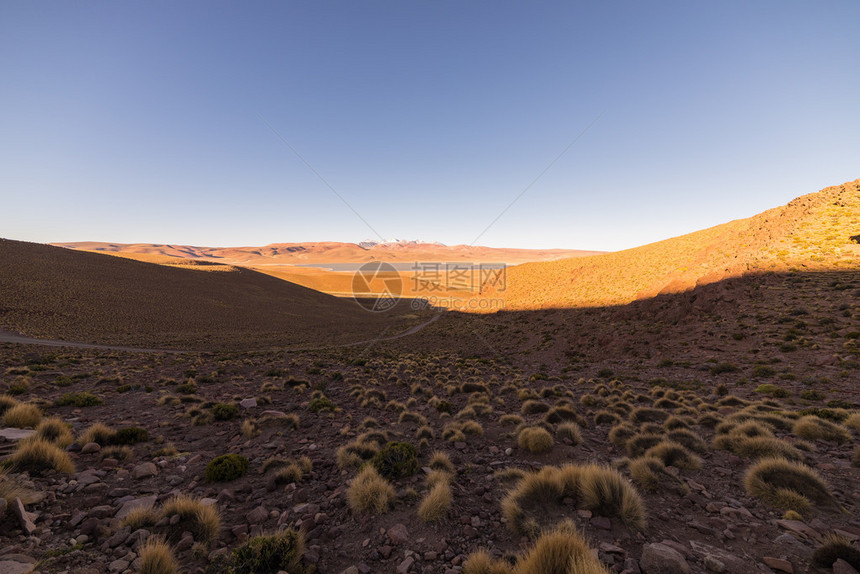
<box><xmin>0</xmin><ymin>179</ymin><xmax>858</xmax><ymax>574</ymax></box>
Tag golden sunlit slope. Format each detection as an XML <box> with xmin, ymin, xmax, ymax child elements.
<box><xmin>0</xmin><ymin>240</ymin><xmax>409</xmax><ymax>349</ymax></box>
<box><xmin>492</xmin><ymin>179</ymin><xmax>860</xmax><ymax>309</ymax></box>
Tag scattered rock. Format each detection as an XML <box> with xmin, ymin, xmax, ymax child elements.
<box><xmin>387</xmin><ymin>523</ymin><xmax>409</xmax><ymax>544</ymax></box>
<box><xmin>132</xmin><ymin>462</ymin><xmax>158</xmax><ymax>479</ymax></box>
<box><xmin>240</xmin><ymin>398</ymin><xmax>257</xmax><ymax>409</ymax></box>
<box><xmin>115</xmin><ymin>494</ymin><xmax>158</xmax><ymax>520</ymax></box>
<box><xmin>762</xmin><ymin>557</ymin><xmax>793</xmax><ymax>573</ymax></box>
<box><xmin>834</xmin><ymin>559</ymin><xmax>860</xmax><ymax>574</ymax></box>
<box><xmin>11</xmin><ymin>497</ymin><xmax>36</xmax><ymax>535</ymax></box>
<box><xmin>80</xmin><ymin>442</ymin><xmax>101</xmax><ymax>454</ymax></box>
<box><xmin>640</xmin><ymin>543</ymin><xmax>691</xmax><ymax>574</ymax></box>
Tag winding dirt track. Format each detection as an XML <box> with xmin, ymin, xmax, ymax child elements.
<box><xmin>0</xmin><ymin>312</ymin><xmax>443</xmax><ymax>354</ymax></box>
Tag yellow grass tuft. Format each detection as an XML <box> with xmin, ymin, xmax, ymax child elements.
<box><xmin>347</xmin><ymin>466</ymin><xmax>395</xmax><ymax>514</ymax></box>
<box><xmin>138</xmin><ymin>536</ymin><xmax>178</xmax><ymax>574</ymax></box>
<box><xmin>418</xmin><ymin>480</ymin><xmax>452</xmax><ymax>522</ymax></box>
<box><xmin>518</xmin><ymin>426</ymin><xmax>554</xmax><ymax>454</ymax></box>
<box><xmin>1</xmin><ymin>403</ymin><xmax>42</xmax><ymax>428</ymax></box>
<box><xmin>7</xmin><ymin>437</ymin><xmax>74</xmax><ymax>474</ymax></box>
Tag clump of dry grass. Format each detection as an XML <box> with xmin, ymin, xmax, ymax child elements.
<box><xmin>812</xmin><ymin>533</ymin><xmax>860</xmax><ymax>570</ymax></box>
<box><xmin>518</xmin><ymin>426</ymin><xmax>554</xmax><ymax>454</ymax></box>
<box><xmin>121</xmin><ymin>495</ymin><xmax>220</xmax><ymax>546</ymax></box>
<box><xmin>515</xmin><ymin>521</ymin><xmax>610</xmax><ymax>574</ymax></box>
<box><xmin>630</xmin><ymin>407</ymin><xmax>669</xmax><ymax>424</ymax></box>
<box><xmin>845</xmin><ymin>413</ymin><xmax>860</xmax><ymax>433</ymax></box>
<box><xmin>793</xmin><ymin>416</ymin><xmax>851</xmax><ymax>443</ymax></box>
<box><xmin>499</xmin><ymin>414</ymin><xmax>524</xmax><ymax>427</ymax></box>
<box><xmin>0</xmin><ymin>468</ymin><xmax>40</xmax><ymax>505</ymax></box>
<box><xmin>30</xmin><ymin>416</ymin><xmax>74</xmax><ymax>447</ymax></box>
<box><xmin>744</xmin><ymin>457</ymin><xmax>835</xmax><ymax>510</ymax></box>
<box><xmin>160</xmin><ymin>494</ymin><xmax>221</xmax><ymax>544</ymax></box>
<box><xmin>521</xmin><ymin>400</ymin><xmax>550</xmax><ymax>415</ymax></box>
<box><xmin>462</xmin><ymin>549</ymin><xmax>512</xmax><ymax>574</ymax></box>
<box><xmin>7</xmin><ymin>437</ymin><xmax>75</xmax><ymax>474</ymax></box>
<box><xmin>347</xmin><ymin>466</ymin><xmax>395</xmax><ymax>514</ymax></box>
<box><xmin>138</xmin><ymin>537</ymin><xmax>178</xmax><ymax>574</ymax></box>
<box><xmin>608</xmin><ymin>423</ymin><xmax>636</xmax><ymax>448</ymax></box>
<box><xmin>429</xmin><ymin>450</ymin><xmax>455</xmax><ymax>474</ymax></box>
<box><xmin>625</xmin><ymin>433</ymin><xmax>664</xmax><ymax>457</ymax></box>
<box><xmin>556</xmin><ymin>422</ymin><xmax>582</xmax><ymax>445</ymax></box>
<box><xmin>418</xmin><ymin>476</ymin><xmax>452</xmax><ymax>522</ymax></box>
<box><xmin>644</xmin><ymin>440</ymin><xmax>702</xmax><ymax>470</ymax></box>
<box><xmin>78</xmin><ymin>422</ymin><xmax>115</xmax><ymax>446</ymax></box>
<box><xmin>502</xmin><ymin>463</ymin><xmax>645</xmax><ymax>536</ymax></box>
<box><xmin>1</xmin><ymin>403</ymin><xmax>42</xmax><ymax>428</ymax></box>
<box><xmin>463</xmin><ymin>521</ymin><xmax>610</xmax><ymax>574</ymax></box>
<box><xmin>665</xmin><ymin>428</ymin><xmax>707</xmax><ymax>453</ymax></box>
<box><xmin>0</xmin><ymin>395</ymin><xmax>21</xmax><ymax>416</ymax></box>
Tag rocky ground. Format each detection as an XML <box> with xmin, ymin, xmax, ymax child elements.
<box><xmin>0</xmin><ymin>271</ymin><xmax>858</xmax><ymax>574</ymax></box>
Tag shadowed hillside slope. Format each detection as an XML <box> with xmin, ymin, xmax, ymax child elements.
<box><xmin>491</xmin><ymin>179</ymin><xmax>860</xmax><ymax>309</ymax></box>
<box><xmin>0</xmin><ymin>239</ymin><xmax>412</xmax><ymax>349</ymax></box>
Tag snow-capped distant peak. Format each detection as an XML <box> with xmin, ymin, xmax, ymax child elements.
<box><xmin>358</xmin><ymin>239</ymin><xmax>446</xmax><ymax>249</ymax></box>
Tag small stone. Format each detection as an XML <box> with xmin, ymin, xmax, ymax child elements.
<box><xmin>703</xmin><ymin>555</ymin><xmax>726</xmax><ymax>573</ymax></box>
<box><xmin>397</xmin><ymin>556</ymin><xmax>415</xmax><ymax>574</ymax></box>
<box><xmin>115</xmin><ymin>495</ymin><xmax>157</xmax><ymax>520</ymax></box>
<box><xmin>108</xmin><ymin>558</ymin><xmax>130</xmax><ymax>573</ymax></box>
<box><xmin>387</xmin><ymin>523</ymin><xmax>409</xmax><ymax>544</ymax></box>
<box><xmin>762</xmin><ymin>557</ymin><xmax>793</xmax><ymax>573</ymax></box>
<box><xmin>106</xmin><ymin>526</ymin><xmax>131</xmax><ymax>548</ymax></box>
<box><xmin>240</xmin><ymin>398</ymin><xmax>257</xmax><ymax>409</ymax></box>
<box><xmin>132</xmin><ymin>462</ymin><xmax>157</xmax><ymax>479</ymax></box>
<box><xmin>246</xmin><ymin>506</ymin><xmax>268</xmax><ymax>525</ymax></box>
<box><xmin>640</xmin><ymin>543</ymin><xmax>691</xmax><ymax>574</ymax></box>
<box><xmin>12</xmin><ymin>498</ymin><xmax>37</xmax><ymax>535</ymax></box>
<box><xmin>81</xmin><ymin>442</ymin><xmax>101</xmax><ymax>454</ymax></box>
<box><xmin>339</xmin><ymin>568</ymin><xmax>359</xmax><ymax>574</ymax></box>
<box><xmin>591</xmin><ymin>516</ymin><xmax>612</xmax><ymax>530</ymax></box>
<box><xmin>834</xmin><ymin>559</ymin><xmax>860</xmax><ymax>574</ymax></box>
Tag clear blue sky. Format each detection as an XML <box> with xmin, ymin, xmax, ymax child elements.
<box><xmin>2</xmin><ymin>1</ymin><xmax>858</xmax><ymax>251</ymax></box>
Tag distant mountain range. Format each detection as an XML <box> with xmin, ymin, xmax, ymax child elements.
<box><xmin>51</xmin><ymin>240</ymin><xmax>604</xmax><ymax>266</ymax></box>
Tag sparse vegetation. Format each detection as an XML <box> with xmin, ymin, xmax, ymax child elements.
<box><xmin>205</xmin><ymin>453</ymin><xmax>250</xmax><ymax>482</ymax></box>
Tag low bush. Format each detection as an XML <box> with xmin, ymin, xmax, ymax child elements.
<box><xmin>228</xmin><ymin>529</ymin><xmax>307</xmax><ymax>574</ymax></box>
<box><xmin>211</xmin><ymin>403</ymin><xmax>239</xmax><ymax>421</ymax></box>
<box><xmin>205</xmin><ymin>454</ymin><xmax>250</xmax><ymax>482</ymax></box>
<box><xmin>370</xmin><ymin>441</ymin><xmax>418</xmax><ymax>480</ymax></box>
<box><xmin>109</xmin><ymin>426</ymin><xmax>149</xmax><ymax>445</ymax></box>
<box><xmin>54</xmin><ymin>392</ymin><xmax>103</xmax><ymax>407</ymax></box>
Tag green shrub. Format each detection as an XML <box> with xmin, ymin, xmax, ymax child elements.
<box><xmin>54</xmin><ymin>392</ymin><xmax>103</xmax><ymax>407</ymax></box>
<box><xmin>109</xmin><ymin>426</ymin><xmax>149</xmax><ymax>445</ymax></box>
<box><xmin>205</xmin><ymin>454</ymin><xmax>250</xmax><ymax>482</ymax></box>
<box><xmin>710</xmin><ymin>363</ymin><xmax>739</xmax><ymax>375</ymax></box>
<box><xmin>751</xmin><ymin>365</ymin><xmax>777</xmax><ymax>378</ymax></box>
<box><xmin>211</xmin><ymin>403</ymin><xmax>239</xmax><ymax>421</ymax></box>
<box><xmin>308</xmin><ymin>395</ymin><xmax>334</xmax><ymax>413</ymax></box>
<box><xmin>800</xmin><ymin>390</ymin><xmax>826</xmax><ymax>401</ymax></box>
<box><xmin>370</xmin><ymin>441</ymin><xmax>418</xmax><ymax>480</ymax></box>
<box><xmin>229</xmin><ymin>529</ymin><xmax>306</xmax><ymax>574</ymax></box>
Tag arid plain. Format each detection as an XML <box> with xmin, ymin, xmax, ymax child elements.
<box><xmin>0</xmin><ymin>180</ymin><xmax>859</xmax><ymax>574</ymax></box>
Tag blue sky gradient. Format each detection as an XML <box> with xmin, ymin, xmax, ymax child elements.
<box><xmin>2</xmin><ymin>1</ymin><xmax>858</xmax><ymax>250</ymax></box>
